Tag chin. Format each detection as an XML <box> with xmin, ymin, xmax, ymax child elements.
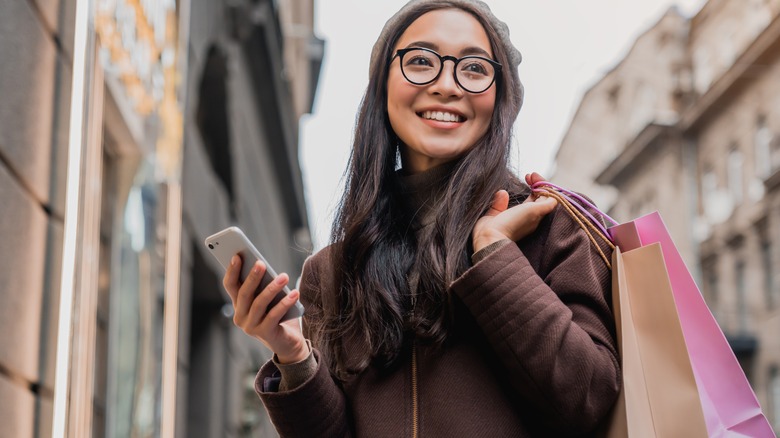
<box><xmin>431</xmin><ymin>150</ymin><xmax>468</xmax><ymax>162</ymax></box>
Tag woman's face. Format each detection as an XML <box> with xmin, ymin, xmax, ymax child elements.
<box><xmin>387</xmin><ymin>8</ymin><xmax>497</xmax><ymax>174</ymax></box>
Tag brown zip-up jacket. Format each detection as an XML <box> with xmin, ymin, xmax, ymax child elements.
<box><xmin>255</xmin><ymin>198</ymin><xmax>621</xmax><ymax>437</ymax></box>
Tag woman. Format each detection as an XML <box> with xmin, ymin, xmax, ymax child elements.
<box><xmin>223</xmin><ymin>1</ymin><xmax>620</xmax><ymax>436</ymax></box>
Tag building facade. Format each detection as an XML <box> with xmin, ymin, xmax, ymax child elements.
<box><xmin>554</xmin><ymin>0</ymin><xmax>780</xmax><ymax>430</ymax></box>
<box><xmin>0</xmin><ymin>0</ymin><xmax>322</xmax><ymax>436</ymax></box>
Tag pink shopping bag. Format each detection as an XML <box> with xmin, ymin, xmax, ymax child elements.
<box><xmin>609</xmin><ymin>212</ymin><xmax>775</xmax><ymax>437</ymax></box>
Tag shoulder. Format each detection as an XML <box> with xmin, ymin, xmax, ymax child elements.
<box><xmin>298</xmin><ymin>243</ymin><xmax>339</xmax><ymax>308</ymax></box>
<box><xmin>302</xmin><ymin>243</ymin><xmax>337</xmax><ymax>279</ymax></box>
<box><xmin>518</xmin><ymin>191</ymin><xmax>612</xmax><ymax>273</ymax></box>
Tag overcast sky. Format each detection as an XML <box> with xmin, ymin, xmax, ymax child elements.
<box><xmin>299</xmin><ymin>0</ymin><xmax>707</xmax><ymax>250</ymax></box>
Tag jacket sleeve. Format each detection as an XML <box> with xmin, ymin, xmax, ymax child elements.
<box><xmin>254</xmin><ymin>254</ymin><xmax>352</xmax><ymax>438</ymax></box>
<box><xmin>450</xmin><ymin>204</ymin><xmax>620</xmax><ymax>435</ymax></box>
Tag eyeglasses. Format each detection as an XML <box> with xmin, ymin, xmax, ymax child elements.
<box><xmin>392</xmin><ymin>47</ymin><xmax>502</xmax><ymax>94</ymax></box>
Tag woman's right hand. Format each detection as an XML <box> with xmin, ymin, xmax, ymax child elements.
<box><xmin>471</xmin><ymin>173</ymin><xmax>558</xmax><ymax>253</ymax></box>
<box><xmin>223</xmin><ymin>255</ymin><xmax>309</xmax><ymax>364</ymax></box>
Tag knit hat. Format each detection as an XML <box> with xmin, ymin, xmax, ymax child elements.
<box><xmin>369</xmin><ymin>0</ymin><xmax>524</xmax><ymax>113</ymax></box>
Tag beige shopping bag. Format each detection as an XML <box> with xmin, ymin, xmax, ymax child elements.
<box><xmin>607</xmin><ymin>244</ymin><xmax>708</xmax><ymax>438</ymax></box>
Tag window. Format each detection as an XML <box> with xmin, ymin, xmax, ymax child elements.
<box><xmin>693</xmin><ymin>47</ymin><xmax>713</xmax><ymax>94</ymax></box>
<box><xmin>756</xmin><ymin>116</ymin><xmax>772</xmax><ymax>178</ymax></box>
<box><xmin>702</xmin><ymin>167</ymin><xmax>717</xmax><ymax>196</ymax></box>
<box><xmin>196</xmin><ymin>44</ymin><xmax>235</xmax><ymax>218</ymax></box>
<box><xmin>735</xmin><ymin>259</ymin><xmax>748</xmax><ymax>333</ymax></box>
<box><xmin>762</xmin><ymin>239</ymin><xmax>775</xmax><ymax>308</ymax></box>
<box><xmin>771</xmin><ymin>367</ymin><xmax>780</xmax><ymax>431</ymax></box>
<box><xmin>704</xmin><ymin>263</ymin><xmax>720</xmax><ymax>323</ymax></box>
<box><xmin>702</xmin><ymin>166</ymin><xmax>719</xmax><ymax>222</ymax></box>
<box><xmin>728</xmin><ymin>147</ymin><xmax>744</xmax><ymax>205</ymax></box>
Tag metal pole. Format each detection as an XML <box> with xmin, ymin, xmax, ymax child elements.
<box><xmin>52</xmin><ymin>0</ymin><xmax>92</xmax><ymax>435</ymax></box>
<box><xmin>161</xmin><ymin>0</ymin><xmax>192</xmax><ymax>436</ymax></box>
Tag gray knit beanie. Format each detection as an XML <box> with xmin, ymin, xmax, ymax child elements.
<box><xmin>369</xmin><ymin>0</ymin><xmax>524</xmax><ymax>113</ymax></box>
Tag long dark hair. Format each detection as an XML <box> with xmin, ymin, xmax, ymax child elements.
<box><xmin>314</xmin><ymin>2</ymin><xmax>528</xmax><ymax>379</ymax></box>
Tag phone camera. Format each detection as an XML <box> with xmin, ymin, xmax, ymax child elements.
<box><xmin>208</xmin><ymin>243</ymin><xmax>214</xmax><ymax>250</ymax></box>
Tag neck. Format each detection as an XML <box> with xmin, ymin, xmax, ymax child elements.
<box><xmin>396</xmin><ymin>160</ymin><xmax>458</xmax><ymax>230</ymax></box>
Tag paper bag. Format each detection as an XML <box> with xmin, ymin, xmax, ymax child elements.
<box><xmin>607</xmin><ymin>244</ymin><xmax>708</xmax><ymax>438</ymax></box>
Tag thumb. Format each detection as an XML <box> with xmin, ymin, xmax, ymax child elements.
<box><xmin>486</xmin><ymin>190</ymin><xmax>510</xmax><ymax>216</ymax></box>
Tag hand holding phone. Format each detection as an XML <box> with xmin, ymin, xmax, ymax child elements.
<box><xmin>206</xmin><ymin>227</ymin><xmax>309</xmax><ymax>364</ymax></box>
<box><xmin>205</xmin><ymin>227</ymin><xmax>304</xmax><ymax>322</ymax></box>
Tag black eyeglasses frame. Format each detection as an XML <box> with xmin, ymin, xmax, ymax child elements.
<box><xmin>392</xmin><ymin>47</ymin><xmax>502</xmax><ymax>94</ymax></box>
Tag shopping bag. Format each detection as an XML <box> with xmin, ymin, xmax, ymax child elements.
<box><xmin>532</xmin><ymin>183</ymin><xmax>776</xmax><ymax>437</ymax></box>
<box><xmin>610</xmin><ymin>213</ymin><xmax>775</xmax><ymax>438</ymax></box>
<box><xmin>607</xmin><ymin>244</ymin><xmax>709</xmax><ymax>437</ymax></box>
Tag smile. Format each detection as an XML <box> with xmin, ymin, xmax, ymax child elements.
<box><xmin>418</xmin><ymin>110</ymin><xmax>466</xmax><ymax>123</ymax></box>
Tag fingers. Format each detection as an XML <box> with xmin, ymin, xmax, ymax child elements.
<box><xmin>222</xmin><ymin>256</ymin><xmax>305</xmax><ymax>359</ymax></box>
<box><xmin>525</xmin><ymin>172</ymin><xmax>547</xmax><ymax>186</ymax></box>
<box><xmin>532</xmin><ymin>194</ymin><xmax>558</xmax><ymax>214</ymax></box>
<box><xmin>509</xmin><ymin>195</ymin><xmax>557</xmax><ymax>220</ymax></box>
<box><xmin>487</xmin><ymin>190</ymin><xmax>510</xmax><ymax>216</ymax></box>
<box><xmin>222</xmin><ymin>255</ymin><xmax>242</xmax><ymax>304</ymax></box>
<box><xmin>261</xmin><ymin>289</ymin><xmax>301</xmax><ymax>328</ymax></box>
<box><xmin>489</xmin><ymin>195</ymin><xmax>558</xmax><ymax>242</ymax></box>
<box><xmin>234</xmin><ymin>261</ymin><xmax>267</xmax><ymax>322</ymax></box>
<box><xmin>245</xmin><ymin>273</ymin><xmax>290</xmax><ymax>327</ymax></box>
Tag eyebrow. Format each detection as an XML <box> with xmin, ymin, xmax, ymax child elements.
<box><xmin>402</xmin><ymin>41</ymin><xmax>493</xmax><ymax>58</ymax></box>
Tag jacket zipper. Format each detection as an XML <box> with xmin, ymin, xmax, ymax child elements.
<box><xmin>410</xmin><ymin>283</ymin><xmax>419</xmax><ymax>438</ymax></box>
<box><xmin>412</xmin><ymin>340</ymin><xmax>419</xmax><ymax>438</ymax></box>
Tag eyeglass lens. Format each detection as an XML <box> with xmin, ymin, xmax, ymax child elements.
<box><xmin>400</xmin><ymin>48</ymin><xmax>496</xmax><ymax>93</ymax></box>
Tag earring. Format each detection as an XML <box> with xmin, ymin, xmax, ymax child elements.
<box><xmin>395</xmin><ymin>141</ymin><xmax>402</xmax><ymax>171</ymax></box>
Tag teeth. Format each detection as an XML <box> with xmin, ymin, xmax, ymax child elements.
<box><xmin>421</xmin><ymin>111</ymin><xmax>464</xmax><ymax>122</ymax></box>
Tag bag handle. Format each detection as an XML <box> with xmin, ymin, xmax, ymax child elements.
<box><xmin>531</xmin><ymin>184</ymin><xmax>615</xmax><ymax>269</ymax></box>
<box><xmin>532</xmin><ymin>182</ymin><xmax>619</xmax><ymax>229</ymax></box>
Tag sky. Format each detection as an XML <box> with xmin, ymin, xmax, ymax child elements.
<box><xmin>299</xmin><ymin>0</ymin><xmax>708</xmax><ymax>250</ymax></box>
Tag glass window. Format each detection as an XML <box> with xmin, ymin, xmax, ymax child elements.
<box><xmin>735</xmin><ymin>260</ymin><xmax>748</xmax><ymax>333</ymax></box>
<box><xmin>702</xmin><ymin>166</ymin><xmax>719</xmax><ymax>222</ymax></box>
<box><xmin>106</xmin><ymin>158</ymin><xmax>166</xmax><ymax>438</ymax></box>
<box><xmin>693</xmin><ymin>48</ymin><xmax>713</xmax><ymax>94</ymax></box>
<box><xmin>762</xmin><ymin>239</ymin><xmax>775</xmax><ymax>308</ymax></box>
<box><xmin>771</xmin><ymin>367</ymin><xmax>780</xmax><ymax>431</ymax></box>
<box><xmin>702</xmin><ymin>168</ymin><xmax>717</xmax><ymax>195</ymax></box>
<box><xmin>728</xmin><ymin>147</ymin><xmax>744</xmax><ymax>205</ymax></box>
<box><xmin>704</xmin><ymin>264</ymin><xmax>721</xmax><ymax>324</ymax></box>
<box><xmin>756</xmin><ymin>116</ymin><xmax>772</xmax><ymax>178</ymax></box>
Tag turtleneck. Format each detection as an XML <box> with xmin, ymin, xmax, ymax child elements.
<box><xmin>395</xmin><ymin>160</ymin><xmax>459</xmax><ymax>231</ymax></box>
<box><xmin>395</xmin><ymin>160</ymin><xmax>512</xmax><ymax>262</ymax></box>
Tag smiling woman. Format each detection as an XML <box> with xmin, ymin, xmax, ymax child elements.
<box><xmin>221</xmin><ymin>1</ymin><xmax>621</xmax><ymax>436</ymax></box>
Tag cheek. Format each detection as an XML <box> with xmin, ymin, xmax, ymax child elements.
<box><xmin>472</xmin><ymin>91</ymin><xmax>496</xmax><ymax>133</ymax></box>
<box><xmin>386</xmin><ymin>74</ymin><xmax>417</xmax><ymax>131</ymax></box>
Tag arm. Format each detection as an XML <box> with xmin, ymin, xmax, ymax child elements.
<box><xmin>252</xmin><ymin>254</ymin><xmax>353</xmax><ymax>438</ymax></box>
<box><xmin>255</xmin><ymin>349</ymin><xmax>350</xmax><ymax>437</ymax></box>
<box><xmin>454</xmin><ymin>205</ymin><xmax>620</xmax><ymax>435</ymax></box>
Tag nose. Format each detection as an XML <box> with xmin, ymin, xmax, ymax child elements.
<box><xmin>428</xmin><ymin>60</ymin><xmax>463</xmax><ymax>97</ymax></box>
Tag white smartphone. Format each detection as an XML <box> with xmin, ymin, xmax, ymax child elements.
<box><xmin>204</xmin><ymin>226</ymin><xmax>304</xmax><ymax>322</ymax></box>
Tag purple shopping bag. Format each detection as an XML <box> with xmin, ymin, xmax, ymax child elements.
<box><xmin>609</xmin><ymin>212</ymin><xmax>774</xmax><ymax>437</ymax></box>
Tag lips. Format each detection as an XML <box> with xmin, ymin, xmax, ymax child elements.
<box><xmin>417</xmin><ymin>110</ymin><xmax>466</xmax><ymax>123</ymax></box>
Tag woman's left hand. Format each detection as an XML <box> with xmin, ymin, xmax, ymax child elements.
<box><xmin>472</xmin><ymin>173</ymin><xmax>558</xmax><ymax>253</ymax></box>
